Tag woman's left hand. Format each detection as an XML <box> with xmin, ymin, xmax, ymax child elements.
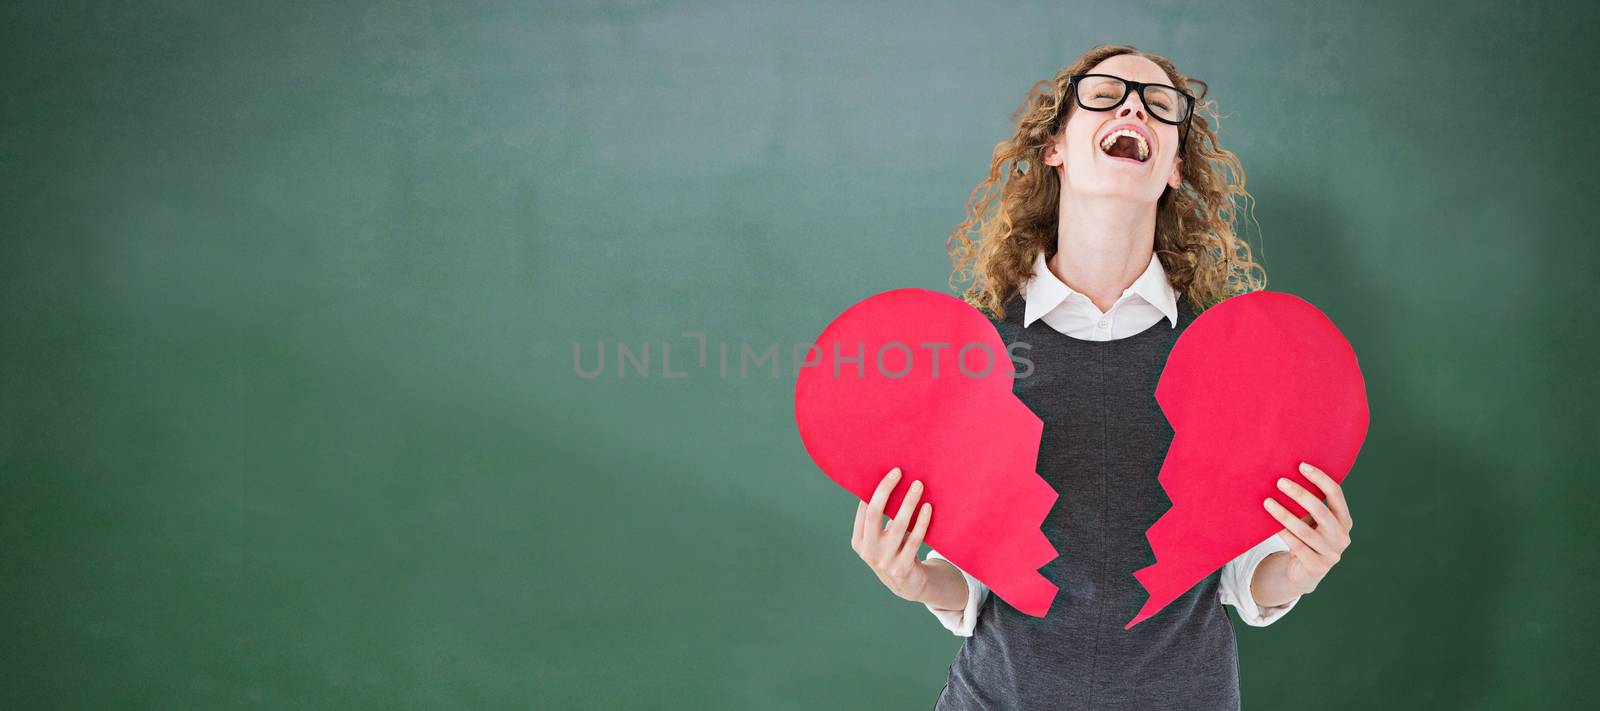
<box><xmin>1262</xmin><ymin>461</ymin><xmax>1354</xmax><ymax>595</ymax></box>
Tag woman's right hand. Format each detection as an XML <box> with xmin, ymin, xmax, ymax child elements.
<box><xmin>851</xmin><ymin>467</ymin><xmax>934</xmax><ymax>602</ymax></box>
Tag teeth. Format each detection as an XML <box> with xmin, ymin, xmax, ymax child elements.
<box><xmin>1099</xmin><ymin>128</ymin><xmax>1149</xmax><ymax>161</ymax></box>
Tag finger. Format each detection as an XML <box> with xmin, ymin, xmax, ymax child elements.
<box><xmin>853</xmin><ymin>501</ymin><xmax>866</xmax><ymax>548</ymax></box>
<box><xmin>1299</xmin><ymin>462</ymin><xmax>1354</xmax><ymax>532</ymax></box>
<box><xmin>864</xmin><ymin>467</ymin><xmax>902</xmax><ymax>529</ymax></box>
<box><xmin>1263</xmin><ymin>496</ymin><xmax>1333</xmax><ymax>557</ymax></box>
<box><xmin>1276</xmin><ymin>476</ymin><xmax>1341</xmax><ymax>542</ymax></box>
<box><xmin>1277</xmin><ymin>526</ymin><xmax>1319</xmax><ymax>562</ymax></box>
<box><xmin>899</xmin><ymin>502</ymin><xmax>933</xmax><ymax>560</ymax></box>
<box><xmin>885</xmin><ymin>480</ymin><xmax>925</xmax><ymax>542</ymax></box>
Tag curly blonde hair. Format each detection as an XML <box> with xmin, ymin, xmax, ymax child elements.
<box><xmin>947</xmin><ymin>44</ymin><xmax>1266</xmax><ymax>319</ymax></box>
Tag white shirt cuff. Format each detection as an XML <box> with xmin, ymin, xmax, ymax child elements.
<box><xmin>923</xmin><ymin>549</ymin><xmax>988</xmax><ymax>637</ymax></box>
<box><xmin>1219</xmin><ymin>533</ymin><xmax>1302</xmax><ymax>627</ymax></box>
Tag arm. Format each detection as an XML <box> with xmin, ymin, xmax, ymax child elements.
<box><xmin>1225</xmin><ymin>461</ymin><xmax>1358</xmax><ymax>626</ymax></box>
<box><xmin>848</xmin><ymin>468</ymin><xmax>990</xmax><ymax>637</ymax></box>
<box><xmin>1218</xmin><ymin>534</ymin><xmax>1301</xmax><ymax>626</ymax></box>
<box><xmin>921</xmin><ymin>549</ymin><xmax>989</xmax><ymax>637</ymax></box>
<box><xmin>1254</xmin><ymin>461</ymin><xmax>1356</xmax><ymax>607</ymax></box>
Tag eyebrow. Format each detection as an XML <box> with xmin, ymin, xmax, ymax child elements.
<box><xmin>1092</xmin><ymin>74</ymin><xmax>1176</xmax><ymax>89</ymax></box>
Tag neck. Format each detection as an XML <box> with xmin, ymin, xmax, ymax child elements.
<box><xmin>1048</xmin><ymin>192</ymin><xmax>1157</xmax><ymax>314</ymax></box>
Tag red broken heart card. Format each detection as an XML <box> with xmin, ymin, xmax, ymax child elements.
<box><xmin>793</xmin><ymin>288</ymin><xmax>1060</xmax><ymax>617</ymax></box>
<box><xmin>1126</xmin><ymin>290</ymin><xmax>1369</xmax><ymax>628</ymax></box>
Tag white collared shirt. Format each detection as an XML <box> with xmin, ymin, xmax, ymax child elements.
<box><xmin>923</xmin><ymin>251</ymin><xmax>1301</xmax><ymax>636</ymax></box>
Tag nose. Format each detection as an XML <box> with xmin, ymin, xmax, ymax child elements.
<box><xmin>1117</xmin><ymin>92</ymin><xmax>1147</xmax><ymax>121</ymax></box>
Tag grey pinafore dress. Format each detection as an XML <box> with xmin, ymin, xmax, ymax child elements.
<box><xmin>934</xmin><ymin>291</ymin><xmax>1241</xmax><ymax>710</ymax></box>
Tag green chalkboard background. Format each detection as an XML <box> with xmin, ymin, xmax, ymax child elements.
<box><xmin>3</xmin><ymin>1</ymin><xmax>1595</xmax><ymax>708</ymax></box>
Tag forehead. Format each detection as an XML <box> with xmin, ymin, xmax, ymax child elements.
<box><xmin>1085</xmin><ymin>54</ymin><xmax>1171</xmax><ymax>84</ymax></box>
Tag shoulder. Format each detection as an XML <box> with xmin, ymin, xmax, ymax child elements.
<box><xmin>996</xmin><ymin>292</ymin><xmax>1026</xmax><ymax>326</ymax></box>
<box><xmin>1178</xmin><ymin>292</ymin><xmax>1201</xmax><ymax>321</ymax></box>
<box><xmin>982</xmin><ymin>292</ymin><xmax>1029</xmax><ymax>345</ymax></box>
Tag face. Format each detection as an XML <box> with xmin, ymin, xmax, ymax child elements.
<box><xmin>1043</xmin><ymin>54</ymin><xmax>1184</xmax><ymax>203</ymax></box>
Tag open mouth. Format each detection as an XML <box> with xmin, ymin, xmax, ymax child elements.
<box><xmin>1098</xmin><ymin>128</ymin><xmax>1150</xmax><ymax>163</ymax></box>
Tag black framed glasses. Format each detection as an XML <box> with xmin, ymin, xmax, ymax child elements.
<box><xmin>1059</xmin><ymin>73</ymin><xmax>1197</xmax><ymax>153</ymax></box>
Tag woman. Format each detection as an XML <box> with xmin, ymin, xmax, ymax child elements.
<box><xmin>849</xmin><ymin>45</ymin><xmax>1356</xmax><ymax>709</ymax></box>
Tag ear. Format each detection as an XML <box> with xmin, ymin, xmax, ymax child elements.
<box><xmin>1167</xmin><ymin>157</ymin><xmax>1182</xmax><ymax>189</ymax></box>
<box><xmin>1042</xmin><ymin>132</ymin><xmax>1065</xmax><ymax>168</ymax></box>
